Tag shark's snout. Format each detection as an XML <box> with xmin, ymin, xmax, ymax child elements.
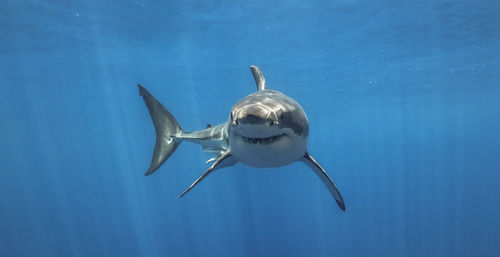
<box><xmin>232</xmin><ymin>103</ymin><xmax>279</xmax><ymax>126</ymax></box>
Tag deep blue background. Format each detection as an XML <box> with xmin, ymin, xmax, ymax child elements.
<box><xmin>1</xmin><ymin>0</ymin><xmax>499</xmax><ymax>256</ymax></box>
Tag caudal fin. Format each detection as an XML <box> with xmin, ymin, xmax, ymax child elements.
<box><xmin>138</xmin><ymin>84</ymin><xmax>183</xmax><ymax>175</ymax></box>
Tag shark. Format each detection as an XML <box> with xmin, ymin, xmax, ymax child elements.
<box><xmin>138</xmin><ymin>65</ymin><xmax>345</xmax><ymax>211</ymax></box>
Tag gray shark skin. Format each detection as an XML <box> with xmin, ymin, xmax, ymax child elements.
<box><xmin>138</xmin><ymin>66</ymin><xmax>345</xmax><ymax>211</ymax></box>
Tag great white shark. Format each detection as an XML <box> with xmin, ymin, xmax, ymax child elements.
<box><xmin>138</xmin><ymin>65</ymin><xmax>345</xmax><ymax>211</ymax></box>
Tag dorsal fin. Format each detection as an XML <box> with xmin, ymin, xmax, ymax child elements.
<box><xmin>250</xmin><ymin>65</ymin><xmax>266</xmax><ymax>91</ymax></box>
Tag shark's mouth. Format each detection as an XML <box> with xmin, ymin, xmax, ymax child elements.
<box><xmin>237</xmin><ymin>133</ymin><xmax>286</xmax><ymax>145</ymax></box>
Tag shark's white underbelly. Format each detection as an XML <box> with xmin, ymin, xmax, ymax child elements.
<box><xmin>229</xmin><ymin>133</ymin><xmax>307</xmax><ymax>167</ymax></box>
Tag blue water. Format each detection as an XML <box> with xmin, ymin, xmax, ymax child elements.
<box><xmin>1</xmin><ymin>0</ymin><xmax>500</xmax><ymax>256</ymax></box>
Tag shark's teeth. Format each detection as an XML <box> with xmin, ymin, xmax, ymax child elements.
<box><xmin>239</xmin><ymin>133</ymin><xmax>286</xmax><ymax>145</ymax></box>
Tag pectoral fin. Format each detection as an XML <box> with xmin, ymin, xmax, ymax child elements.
<box><xmin>301</xmin><ymin>152</ymin><xmax>346</xmax><ymax>211</ymax></box>
<box><xmin>179</xmin><ymin>151</ymin><xmax>235</xmax><ymax>198</ymax></box>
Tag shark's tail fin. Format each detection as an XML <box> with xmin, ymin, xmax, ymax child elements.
<box><xmin>138</xmin><ymin>84</ymin><xmax>183</xmax><ymax>175</ymax></box>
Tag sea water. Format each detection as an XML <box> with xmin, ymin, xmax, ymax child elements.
<box><xmin>1</xmin><ymin>1</ymin><xmax>499</xmax><ymax>256</ymax></box>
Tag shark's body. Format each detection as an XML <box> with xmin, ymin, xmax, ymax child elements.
<box><xmin>139</xmin><ymin>66</ymin><xmax>345</xmax><ymax>211</ymax></box>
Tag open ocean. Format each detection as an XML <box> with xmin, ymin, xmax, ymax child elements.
<box><xmin>1</xmin><ymin>0</ymin><xmax>499</xmax><ymax>256</ymax></box>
